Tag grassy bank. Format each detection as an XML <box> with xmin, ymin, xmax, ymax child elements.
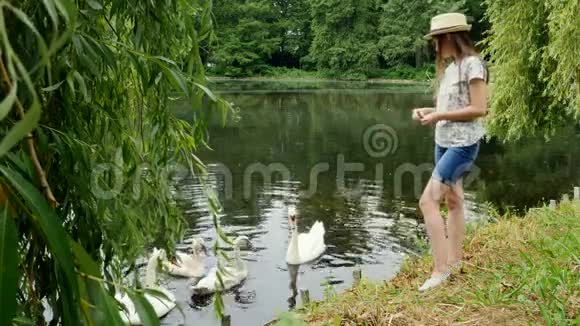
<box><xmin>208</xmin><ymin>65</ymin><xmax>434</xmax><ymax>83</ymax></box>
<box><xmin>282</xmin><ymin>200</ymin><xmax>580</xmax><ymax>325</ymax></box>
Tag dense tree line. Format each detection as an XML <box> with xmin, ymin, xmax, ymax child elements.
<box><xmin>210</xmin><ymin>0</ymin><xmax>487</xmax><ymax>77</ymax></box>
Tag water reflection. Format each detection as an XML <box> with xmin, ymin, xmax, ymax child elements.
<box><xmin>286</xmin><ymin>264</ymin><xmax>299</xmax><ymax>309</ymax></box>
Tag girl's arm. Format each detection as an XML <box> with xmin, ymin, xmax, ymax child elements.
<box><xmin>421</xmin><ymin>79</ymin><xmax>487</xmax><ymax>124</ymax></box>
<box><xmin>437</xmin><ymin>79</ymin><xmax>487</xmax><ymax>120</ymax></box>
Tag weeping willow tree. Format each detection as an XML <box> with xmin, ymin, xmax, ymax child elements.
<box><xmin>483</xmin><ymin>0</ymin><xmax>580</xmax><ymax>141</ymax></box>
<box><xmin>0</xmin><ymin>0</ymin><xmax>232</xmax><ymax>324</ymax></box>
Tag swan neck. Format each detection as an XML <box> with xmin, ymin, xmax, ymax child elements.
<box><xmin>233</xmin><ymin>247</ymin><xmax>244</xmax><ymax>269</ymax></box>
<box><xmin>290</xmin><ymin>227</ymin><xmax>299</xmax><ymax>255</ymax></box>
<box><xmin>144</xmin><ymin>252</ymin><xmax>159</xmax><ymax>288</ymax></box>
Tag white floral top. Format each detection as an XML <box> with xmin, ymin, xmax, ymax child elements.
<box><xmin>435</xmin><ymin>55</ymin><xmax>487</xmax><ymax>147</ymax></box>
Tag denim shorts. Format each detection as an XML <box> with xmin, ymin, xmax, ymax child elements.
<box><xmin>432</xmin><ymin>142</ymin><xmax>480</xmax><ymax>186</ymax></box>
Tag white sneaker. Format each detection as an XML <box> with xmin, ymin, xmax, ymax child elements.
<box><xmin>418</xmin><ymin>271</ymin><xmax>450</xmax><ymax>292</ymax></box>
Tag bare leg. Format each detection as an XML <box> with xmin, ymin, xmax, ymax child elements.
<box><xmin>419</xmin><ymin>178</ymin><xmax>451</xmax><ymax>278</ymax></box>
<box><xmin>446</xmin><ymin>179</ymin><xmax>465</xmax><ymax>265</ymax></box>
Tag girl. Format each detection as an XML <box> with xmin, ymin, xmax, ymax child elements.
<box><xmin>412</xmin><ymin>13</ymin><xmax>488</xmax><ymax>291</ymax></box>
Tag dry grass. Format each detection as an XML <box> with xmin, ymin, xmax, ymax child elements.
<box><xmin>296</xmin><ymin>201</ymin><xmax>580</xmax><ymax>326</ymax></box>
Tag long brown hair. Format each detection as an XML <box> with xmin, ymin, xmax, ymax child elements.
<box><xmin>432</xmin><ymin>31</ymin><xmax>479</xmax><ymax>81</ymax></box>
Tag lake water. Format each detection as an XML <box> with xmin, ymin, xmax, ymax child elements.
<box><xmin>163</xmin><ymin>80</ymin><xmax>580</xmax><ymax>325</ymax></box>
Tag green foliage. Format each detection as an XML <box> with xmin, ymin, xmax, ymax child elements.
<box><xmin>209</xmin><ymin>0</ymin><xmax>485</xmax><ymax>79</ymax></box>
<box><xmin>211</xmin><ymin>0</ymin><xmax>282</xmax><ymax>76</ymax></box>
<box><xmin>378</xmin><ymin>0</ymin><xmax>429</xmax><ymax>67</ymax></box>
<box><xmin>273</xmin><ymin>0</ymin><xmax>313</xmax><ymax>68</ymax></box>
<box><xmin>261</xmin><ymin>67</ymin><xmax>322</xmax><ymax>79</ymax></box>
<box><xmin>482</xmin><ymin>0</ymin><xmax>580</xmax><ymax>140</ymax></box>
<box><xmin>382</xmin><ymin>64</ymin><xmax>436</xmax><ymax>81</ymax></box>
<box><xmin>0</xmin><ymin>0</ymin><xmax>231</xmax><ymax>324</ymax></box>
<box><xmin>308</xmin><ymin>0</ymin><xmax>380</xmax><ymax>76</ymax></box>
<box><xmin>378</xmin><ymin>0</ymin><xmax>467</xmax><ymax>68</ymax></box>
<box><xmin>258</xmin><ymin>65</ymin><xmax>434</xmax><ymax>81</ymax></box>
<box><xmin>211</xmin><ymin>0</ymin><xmax>313</xmax><ymax>76</ymax></box>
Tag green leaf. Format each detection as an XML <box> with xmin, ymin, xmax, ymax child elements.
<box><xmin>142</xmin><ymin>288</ymin><xmax>172</xmax><ymax>303</ymax></box>
<box><xmin>152</xmin><ymin>56</ymin><xmax>177</xmax><ymax>66</ymax></box>
<box><xmin>73</xmin><ymin>71</ymin><xmax>89</xmax><ymax>102</ymax></box>
<box><xmin>193</xmin><ymin>82</ymin><xmax>217</xmax><ymax>102</ymax></box>
<box><xmin>66</xmin><ymin>71</ymin><xmax>76</xmax><ymax>95</ymax></box>
<box><xmin>4</xmin><ymin>6</ymin><xmax>45</xmax><ymax>44</ymax></box>
<box><xmin>79</xmin><ymin>36</ymin><xmax>100</xmax><ymax>61</ymax></box>
<box><xmin>0</xmin><ymin>206</ymin><xmax>18</xmax><ymax>326</ymax></box>
<box><xmin>0</xmin><ymin>166</ymin><xmax>80</xmax><ymax>322</ymax></box>
<box><xmin>41</xmin><ymin>80</ymin><xmax>65</xmax><ymax>92</ymax></box>
<box><xmin>70</xmin><ymin>241</ymin><xmax>125</xmax><ymax>325</ymax></box>
<box><xmin>127</xmin><ymin>53</ymin><xmax>148</xmax><ymax>90</ymax></box>
<box><xmin>53</xmin><ymin>0</ymin><xmax>77</xmax><ymax>24</ymax></box>
<box><xmin>0</xmin><ymin>98</ymin><xmax>40</xmax><ymax>158</ymax></box>
<box><xmin>77</xmin><ymin>50</ymin><xmax>100</xmax><ymax>76</ymax></box>
<box><xmin>161</xmin><ymin>66</ymin><xmax>189</xmax><ymax>96</ymax></box>
<box><xmin>127</xmin><ymin>291</ymin><xmax>161</xmax><ymax>326</ymax></box>
<box><xmin>213</xmin><ymin>292</ymin><xmax>224</xmax><ymax>318</ymax></box>
<box><xmin>42</xmin><ymin>0</ymin><xmax>59</xmax><ymax>27</ymax></box>
<box><xmin>11</xmin><ymin>317</ymin><xmax>35</xmax><ymax>326</ymax></box>
<box><xmin>87</xmin><ymin>0</ymin><xmax>103</xmax><ymax>10</ymax></box>
<box><xmin>216</xmin><ymin>268</ymin><xmax>226</xmax><ymax>288</ymax></box>
<box><xmin>3</xmin><ymin>151</ymin><xmax>35</xmax><ymax>190</ymax></box>
<box><xmin>217</xmin><ymin>227</ymin><xmax>232</xmax><ymax>245</ymax></box>
<box><xmin>0</xmin><ymin>82</ymin><xmax>17</xmax><ymax>121</ymax></box>
<box><xmin>5</xmin><ymin>4</ymin><xmax>50</xmax><ymax>67</ymax></box>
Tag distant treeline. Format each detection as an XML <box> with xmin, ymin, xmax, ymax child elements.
<box><xmin>208</xmin><ymin>0</ymin><xmax>487</xmax><ymax>78</ymax></box>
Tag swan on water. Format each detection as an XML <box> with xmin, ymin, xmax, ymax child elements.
<box><xmin>116</xmin><ymin>248</ymin><xmax>176</xmax><ymax>325</ymax></box>
<box><xmin>190</xmin><ymin>236</ymin><xmax>251</xmax><ymax>295</ymax></box>
<box><xmin>285</xmin><ymin>206</ymin><xmax>326</xmax><ymax>265</ymax></box>
<box><xmin>162</xmin><ymin>237</ymin><xmax>207</xmax><ymax>278</ymax></box>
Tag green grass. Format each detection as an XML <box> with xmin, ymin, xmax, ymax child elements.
<box><xmin>279</xmin><ymin>200</ymin><xmax>580</xmax><ymax>325</ymax></box>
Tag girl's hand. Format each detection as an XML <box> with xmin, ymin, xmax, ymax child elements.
<box><xmin>420</xmin><ymin>112</ymin><xmax>441</xmax><ymax>125</ymax></box>
<box><xmin>412</xmin><ymin>108</ymin><xmax>435</xmax><ymax>121</ymax></box>
<box><xmin>412</xmin><ymin>109</ymin><xmax>422</xmax><ymax>121</ymax></box>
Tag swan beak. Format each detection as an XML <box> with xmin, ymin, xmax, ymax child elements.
<box><xmin>288</xmin><ymin>215</ymin><xmax>298</xmax><ymax>230</ymax></box>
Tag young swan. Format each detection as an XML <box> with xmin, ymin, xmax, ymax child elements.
<box><xmin>190</xmin><ymin>236</ymin><xmax>251</xmax><ymax>295</ymax></box>
<box><xmin>163</xmin><ymin>237</ymin><xmax>207</xmax><ymax>278</ymax></box>
<box><xmin>117</xmin><ymin>248</ymin><xmax>177</xmax><ymax>324</ymax></box>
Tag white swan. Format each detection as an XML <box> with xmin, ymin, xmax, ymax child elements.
<box><xmin>286</xmin><ymin>206</ymin><xmax>326</xmax><ymax>265</ymax></box>
<box><xmin>190</xmin><ymin>236</ymin><xmax>250</xmax><ymax>295</ymax></box>
<box><xmin>162</xmin><ymin>237</ymin><xmax>207</xmax><ymax>278</ymax></box>
<box><xmin>117</xmin><ymin>248</ymin><xmax>176</xmax><ymax>325</ymax></box>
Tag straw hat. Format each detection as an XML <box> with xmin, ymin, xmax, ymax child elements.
<box><xmin>424</xmin><ymin>13</ymin><xmax>471</xmax><ymax>40</ymax></box>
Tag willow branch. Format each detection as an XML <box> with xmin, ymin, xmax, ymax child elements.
<box><xmin>77</xmin><ymin>271</ymin><xmax>119</xmax><ymax>287</ymax></box>
<box><xmin>0</xmin><ymin>58</ymin><xmax>58</xmax><ymax>207</ymax></box>
<box><xmin>103</xmin><ymin>15</ymin><xmax>121</xmax><ymax>41</ymax></box>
